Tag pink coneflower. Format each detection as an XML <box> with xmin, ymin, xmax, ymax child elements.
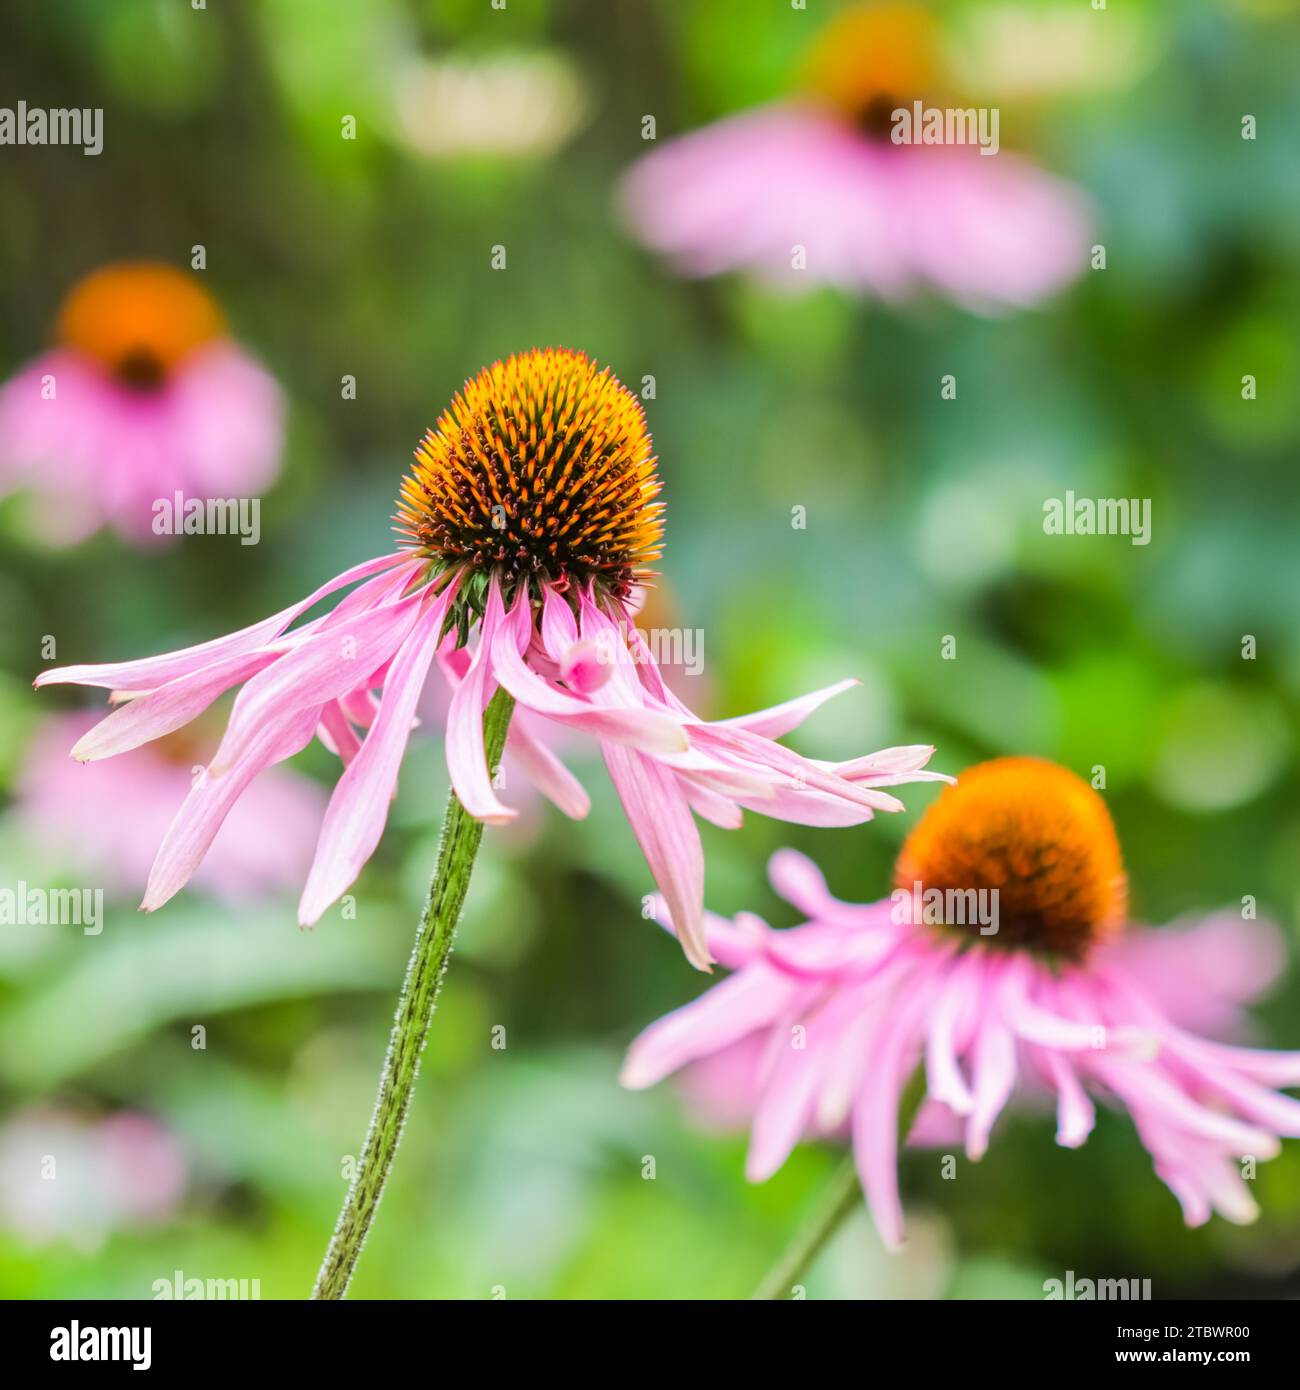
<box><xmin>624</xmin><ymin>757</ymin><xmax>1300</xmax><ymax>1253</ymax></box>
<box><xmin>34</xmin><ymin>348</ymin><xmax>941</xmax><ymax>971</ymax></box>
<box><xmin>0</xmin><ymin>1108</ymin><xmax>186</xmax><ymax>1251</ymax></box>
<box><xmin>621</xmin><ymin>2</ymin><xmax>1090</xmax><ymax>311</ymax></box>
<box><xmin>0</xmin><ymin>261</ymin><xmax>283</xmax><ymax>545</ymax></box>
<box><xmin>18</xmin><ymin>712</ymin><xmax>324</xmax><ymax>904</ymax></box>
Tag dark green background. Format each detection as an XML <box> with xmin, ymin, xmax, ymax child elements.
<box><xmin>1</xmin><ymin>0</ymin><xmax>1297</xmax><ymax>1298</ymax></box>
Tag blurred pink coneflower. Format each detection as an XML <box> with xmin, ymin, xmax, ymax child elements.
<box><xmin>0</xmin><ymin>1108</ymin><xmax>186</xmax><ymax>1251</ymax></box>
<box><xmin>625</xmin><ymin>758</ymin><xmax>1300</xmax><ymax>1260</ymax></box>
<box><xmin>0</xmin><ymin>261</ymin><xmax>283</xmax><ymax>545</ymax></box>
<box><xmin>622</xmin><ymin>2</ymin><xmax>1090</xmax><ymax>311</ymax></box>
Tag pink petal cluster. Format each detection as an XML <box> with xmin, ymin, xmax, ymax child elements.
<box><xmin>18</xmin><ymin>712</ymin><xmax>324</xmax><ymax>903</ymax></box>
<box><xmin>622</xmin><ymin>105</ymin><xmax>1090</xmax><ymax>311</ymax></box>
<box><xmin>623</xmin><ymin>849</ymin><xmax>1300</xmax><ymax>1243</ymax></box>
<box><xmin>35</xmin><ymin>555</ymin><xmax>943</xmax><ymax>968</ymax></box>
<box><xmin>0</xmin><ymin>342</ymin><xmax>283</xmax><ymax>546</ymax></box>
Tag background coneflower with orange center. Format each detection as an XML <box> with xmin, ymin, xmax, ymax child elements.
<box><xmin>620</xmin><ymin>0</ymin><xmax>1091</xmax><ymax>310</ymax></box>
<box><xmin>624</xmin><ymin>757</ymin><xmax>1300</xmax><ymax>1295</ymax></box>
<box><xmin>0</xmin><ymin>260</ymin><xmax>283</xmax><ymax>546</ymax></box>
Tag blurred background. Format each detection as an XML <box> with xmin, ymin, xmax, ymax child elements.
<box><xmin>1</xmin><ymin>0</ymin><xmax>1299</xmax><ymax>1299</ymax></box>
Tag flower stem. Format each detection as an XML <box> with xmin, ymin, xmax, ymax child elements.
<box><xmin>750</xmin><ymin>1064</ymin><xmax>928</xmax><ymax>1300</ymax></box>
<box><xmin>311</xmin><ymin>688</ymin><xmax>515</xmax><ymax>1300</ymax></box>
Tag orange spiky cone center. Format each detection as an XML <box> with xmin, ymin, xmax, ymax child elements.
<box><xmin>893</xmin><ymin>757</ymin><xmax>1128</xmax><ymax>960</ymax></box>
<box><xmin>396</xmin><ymin>348</ymin><xmax>664</xmax><ymax>598</ymax></box>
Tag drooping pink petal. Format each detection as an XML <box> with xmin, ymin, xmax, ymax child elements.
<box><xmin>852</xmin><ymin>986</ymin><xmax>932</xmax><ymax>1252</ymax></box>
<box><xmin>576</xmin><ymin>592</ymin><xmax>668</xmax><ymax>710</ymax></box>
<box><xmin>317</xmin><ymin>702</ymin><xmax>362</xmax><ymax>766</ymax></box>
<box><xmin>168</xmin><ymin>342</ymin><xmax>285</xmax><ymax>497</ymax></box>
<box><xmin>716</xmin><ymin>679</ymin><xmax>859</xmax><ymax>739</ymax></box>
<box><xmin>831</xmin><ymin>745</ymin><xmax>954</xmax><ymax>789</ymax></box>
<box><xmin>1042</xmin><ymin>1051</ymin><xmax>1095</xmax><ymax>1149</ymax></box>
<box><xmin>812</xmin><ymin>979</ymin><xmax>912</xmax><ymax>1133</ymax></box>
<box><xmin>745</xmin><ymin>1038</ymin><xmax>825</xmax><ymax>1182</ymax></box>
<box><xmin>925</xmin><ymin>958</ymin><xmax>978</xmax><ymax>1117</ymax></box>
<box><xmin>767</xmin><ymin>847</ymin><xmax>872</xmax><ymax>925</ymax></box>
<box><xmin>540</xmin><ymin>584</ymin><xmax>580</xmax><ymax>651</ymax></box>
<box><xmin>505</xmin><ymin>717</ymin><xmax>591</xmax><ymax>820</ymax></box>
<box><xmin>761</xmin><ymin>916</ymin><xmax>902</xmax><ymax>984</ymax></box>
<box><xmin>141</xmin><ymin>703</ymin><xmax>321</xmax><ymax>912</ymax></box>
<box><xmin>1100</xmin><ymin>912</ymin><xmax>1286</xmax><ymax>1038</ymax></box>
<box><xmin>35</xmin><ymin>552</ymin><xmax>414</xmax><ymax>693</ymax></box>
<box><xmin>1153</xmin><ymin>1039</ymin><xmax>1300</xmax><ymax>1138</ymax></box>
<box><xmin>622</xmin><ymin>966</ymin><xmax>793</xmax><ymax>1091</ymax></box>
<box><xmin>298</xmin><ymin>589</ymin><xmax>455</xmax><ymax>924</ymax></box>
<box><xmin>965</xmin><ymin>1007</ymin><xmax>1018</xmax><ymax>1161</ymax></box>
<box><xmin>211</xmin><ymin>588</ymin><xmax>426</xmax><ymax>776</ymax></box>
<box><xmin>602</xmin><ymin>739</ymin><xmax>709</xmax><ymax>970</ymax></box>
<box><xmin>733</xmin><ymin>783</ymin><xmax>886</xmax><ymax>827</ymax></box>
<box><xmin>656</xmin><ymin>751</ymin><xmax>778</xmax><ymax>801</ymax></box>
<box><xmin>1093</xmin><ymin>1061</ymin><xmax>1280</xmax><ymax>1158</ymax></box>
<box><xmin>679</xmin><ymin>778</ymin><xmax>744</xmax><ymax>829</ymax></box>
<box><xmin>445</xmin><ymin>579</ymin><xmax>518</xmax><ymax>825</ymax></box>
<box><xmin>68</xmin><ymin>648</ymin><xmax>280</xmax><ymax>761</ymax></box>
<box><xmin>641</xmin><ymin>895</ymin><xmax>767</xmax><ymax>972</ymax></box>
<box><xmin>1002</xmin><ymin>955</ymin><xmax>1152</xmax><ymax>1054</ymax></box>
<box><xmin>689</xmin><ymin>723</ymin><xmax>903</xmax><ymax>817</ymax></box>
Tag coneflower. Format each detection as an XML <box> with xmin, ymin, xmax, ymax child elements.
<box><xmin>0</xmin><ymin>261</ymin><xmax>283</xmax><ymax>545</ymax></box>
<box><xmin>623</xmin><ymin>758</ymin><xmax>1300</xmax><ymax>1296</ymax></box>
<box><xmin>621</xmin><ymin>1</ymin><xmax>1090</xmax><ymax>311</ymax></box>
<box><xmin>35</xmin><ymin>347</ymin><xmax>942</xmax><ymax>1295</ymax></box>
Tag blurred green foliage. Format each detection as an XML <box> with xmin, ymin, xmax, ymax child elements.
<box><xmin>1</xmin><ymin>0</ymin><xmax>1299</xmax><ymax>1299</ymax></box>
